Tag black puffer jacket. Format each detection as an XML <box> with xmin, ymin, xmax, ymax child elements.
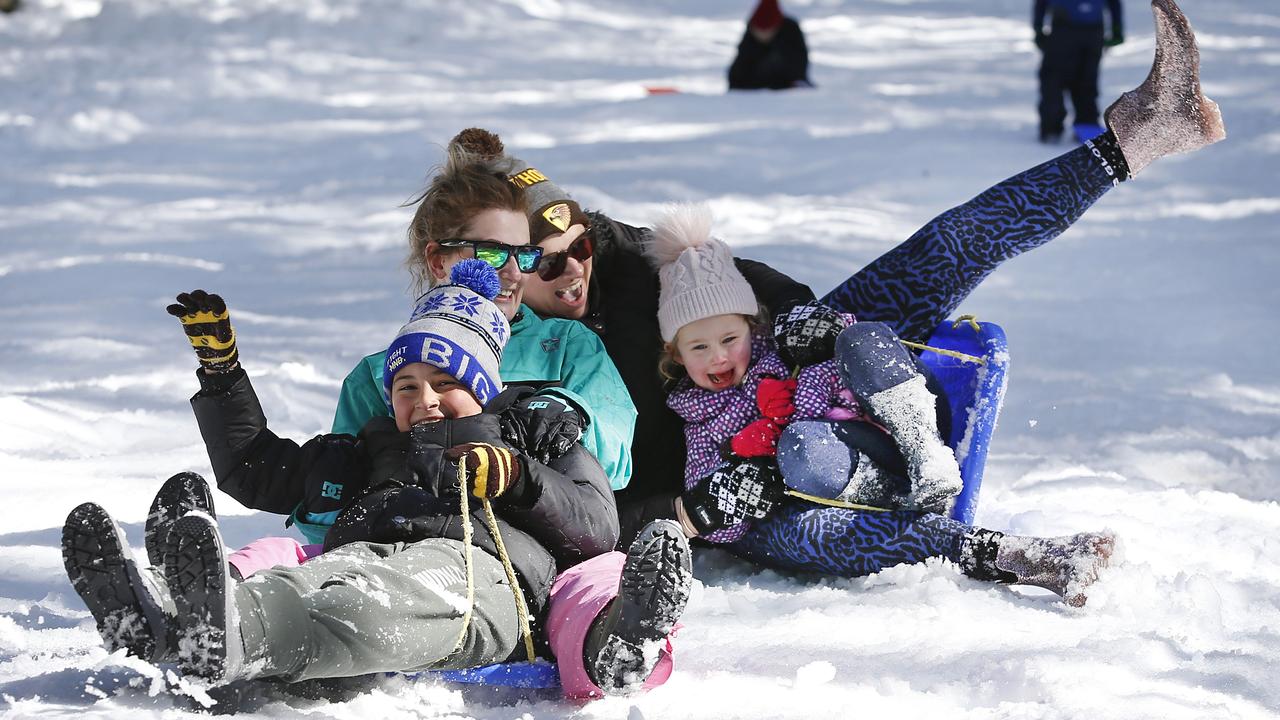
<box><xmin>580</xmin><ymin>212</ymin><xmax>816</xmax><ymax>545</ymax></box>
<box><xmin>728</xmin><ymin>17</ymin><xmax>811</xmax><ymax>91</ymax></box>
<box><xmin>190</xmin><ymin>370</ymin><xmax>618</xmax><ymax>616</ymax></box>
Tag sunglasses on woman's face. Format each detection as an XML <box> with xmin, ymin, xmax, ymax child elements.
<box><xmin>437</xmin><ymin>239</ymin><xmax>544</xmax><ymax>274</ymax></box>
<box><xmin>536</xmin><ymin>231</ymin><xmax>594</xmax><ymax>281</ymax></box>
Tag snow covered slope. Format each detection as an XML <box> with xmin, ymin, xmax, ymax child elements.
<box><xmin>2</xmin><ymin>0</ymin><xmax>1277</xmax><ymax>717</ymax></box>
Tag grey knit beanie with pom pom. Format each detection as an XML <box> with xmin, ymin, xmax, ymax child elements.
<box><xmin>646</xmin><ymin>203</ymin><xmax>758</xmax><ymax>342</ymax></box>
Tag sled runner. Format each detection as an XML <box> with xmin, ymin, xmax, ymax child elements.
<box><xmin>428</xmin><ymin>319</ymin><xmax>1009</xmax><ymax>690</ymax></box>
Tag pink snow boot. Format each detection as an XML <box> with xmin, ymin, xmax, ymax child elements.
<box><xmin>1104</xmin><ymin>0</ymin><xmax>1226</xmax><ymax>176</ymax></box>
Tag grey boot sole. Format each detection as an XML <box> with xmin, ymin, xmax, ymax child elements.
<box><xmin>164</xmin><ymin>511</ymin><xmax>242</xmax><ymax>684</ymax></box>
<box><xmin>62</xmin><ymin>502</ymin><xmax>171</xmax><ymax>662</ymax></box>
<box><xmin>145</xmin><ymin>471</ymin><xmax>216</xmax><ymax>570</ymax></box>
<box><xmin>591</xmin><ymin>519</ymin><xmax>692</xmax><ymax>694</ymax></box>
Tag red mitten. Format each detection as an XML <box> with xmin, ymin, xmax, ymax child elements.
<box><xmin>756</xmin><ymin>377</ymin><xmax>798</xmax><ymax>423</ymax></box>
<box><xmin>731</xmin><ymin>418</ymin><xmax>783</xmax><ymax>458</ymax></box>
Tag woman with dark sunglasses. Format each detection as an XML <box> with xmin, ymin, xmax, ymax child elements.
<box><xmin>455</xmin><ymin>0</ymin><xmax>1223</xmax><ymax>560</ymax></box>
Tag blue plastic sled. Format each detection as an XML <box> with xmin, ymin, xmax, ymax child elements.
<box><xmin>427</xmin><ymin>319</ymin><xmax>1008</xmax><ymax>689</ymax></box>
<box><xmin>916</xmin><ymin>319</ymin><xmax>1009</xmax><ymax>525</ymax></box>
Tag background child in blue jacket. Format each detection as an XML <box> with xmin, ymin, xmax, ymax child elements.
<box><xmin>1035</xmin><ymin>0</ymin><xmax>1125</xmax><ymax>142</ymax></box>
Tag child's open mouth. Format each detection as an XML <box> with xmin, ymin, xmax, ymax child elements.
<box><xmin>554</xmin><ymin>279</ymin><xmax>585</xmax><ymax>307</ymax></box>
<box><xmin>706</xmin><ymin>370</ymin><xmax>733</xmax><ymax>389</ymax></box>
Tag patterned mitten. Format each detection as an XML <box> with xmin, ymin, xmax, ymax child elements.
<box><xmin>681</xmin><ymin>458</ymin><xmax>782</xmax><ymax>536</ymax></box>
<box><xmin>773</xmin><ymin>301</ymin><xmax>851</xmax><ymax>368</ymax></box>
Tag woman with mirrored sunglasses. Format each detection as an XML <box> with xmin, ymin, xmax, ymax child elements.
<box><xmin>438</xmin><ymin>238</ymin><xmax>544</xmax><ymax>274</ymax></box>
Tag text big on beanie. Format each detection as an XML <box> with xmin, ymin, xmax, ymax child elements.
<box><xmin>384</xmin><ymin>259</ymin><xmax>510</xmax><ymax>406</ymax></box>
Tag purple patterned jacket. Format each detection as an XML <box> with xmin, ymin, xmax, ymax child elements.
<box><xmin>666</xmin><ymin>332</ymin><xmax>868</xmax><ymax>543</ymax></box>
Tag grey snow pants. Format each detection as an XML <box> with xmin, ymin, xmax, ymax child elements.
<box><xmin>234</xmin><ymin>537</ymin><xmax>521</xmax><ymax>682</ymax></box>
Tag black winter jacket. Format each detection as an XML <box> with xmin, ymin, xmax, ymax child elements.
<box><xmin>579</xmin><ymin>212</ymin><xmax>816</xmax><ymax>545</ymax></box>
<box><xmin>728</xmin><ymin>18</ymin><xmax>811</xmax><ymax>91</ymax></box>
<box><xmin>190</xmin><ymin>369</ymin><xmax>618</xmax><ymax>616</ymax></box>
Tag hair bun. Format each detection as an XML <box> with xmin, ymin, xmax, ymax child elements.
<box><xmin>449</xmin><ymin>258</ymin><xmax>502</xmax><ymax>300</ymax></box>
<box><xmin>450</xmin><ymin>128</ymin><xmax>505</xmax><ymax>160</ymax></box>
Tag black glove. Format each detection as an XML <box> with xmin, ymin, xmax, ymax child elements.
<box><xmin>680</xmin><ymin>458</ymin><xmax>783</xmax><ymax>537</ymax></box>
<box><xmin>1035</xmin><ymin>30</ymin><xmax>1048</xmax><ymax>51</ymax></box>
<box><xmin>498</xmin><ymin>394</ymin><xmax>585</xmax><ymax>464</ymax></box>
<box><xmin>772</xmin><ymin>301</ymin><xmax>850</xmax><ymax>369</ymax></box>
<box><xmin>167</xmin><ymin>290</ymin><xmax>239</xmax><ymax>373</ymax></box>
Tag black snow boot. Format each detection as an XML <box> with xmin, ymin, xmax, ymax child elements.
<box><xmin>164</xmin><ymin>511</ymin><xmax>245</xmax><ymax>685</ymax></box>
<box><xmin>62</xmin><ymin>502</ymin><xmax>176</xmax><ymax>662</ymax></box>
<box><xmin>584</xmin><ymin>519</ymin><xmax>692</xmax><ymax>695</ymax></box>
<box><xmin>145</xmin><ymin>471</ymin><xmax>216</xmax><ymax>570</ymax></box>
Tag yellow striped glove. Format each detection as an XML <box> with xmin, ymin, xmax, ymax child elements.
<box><xmin>166</xmin><ymin>290</ymin><xmax>239</xmax><ymax>373</ymax></box>
<box><xmin>446</xmin><ymin>443</ymin><xmax>521</xmax><ymax>500</ymax></box>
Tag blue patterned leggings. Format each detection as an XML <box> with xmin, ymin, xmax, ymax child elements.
<box><xmin>728</xmin><ymin>143</ymin><xmax>1116</xmax><ymax>577</ymax></box>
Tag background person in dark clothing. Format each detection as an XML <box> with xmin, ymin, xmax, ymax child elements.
<box><xmin>728</xmin><ymin>0</ymin><xmax>812</xmax><ymax>90</ymax></box>
<box><xmin>1035</xmin><ymin>0</ymin><xmax>1124</xmax><ymax>142</ymax></box>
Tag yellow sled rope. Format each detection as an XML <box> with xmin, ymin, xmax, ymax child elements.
<box><xmin>450</xmin><ymin>461</ymin><xmax>538</xmax><ymax>664</ymax></box>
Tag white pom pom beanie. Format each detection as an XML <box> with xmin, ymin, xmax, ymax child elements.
<box><xmin>647</xmin><ymin>203</ymin><xmax>759</xmax><ymax>342</ymax></box>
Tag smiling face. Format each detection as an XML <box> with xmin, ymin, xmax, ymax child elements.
<box><xmin>427</xmin><ymin>208</ymin><xmax>530</xmax><ymax>320</ymax></box>
<box><xmin>390</xmin><ymin>362</ymin><xmax>483</xmax><ymax>431</ymax></box>
<box><xmin>521</xmin><ymin>223</ymin><xmax>592</xmax><ymax>319</ymax></box>
<box><xmin>670</xmin><ymin>313</ymin><xmax>754</xmax><ymax>391</ymax></box>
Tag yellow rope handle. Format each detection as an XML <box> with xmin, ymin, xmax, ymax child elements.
<box><xmin>898</xmin><ymin>314</ymin><xmax>987</xmax><ymax>365</ymax></box>
<box><xmin>482</xmin><ymin>499</ymin><xmax>537</xmax><ymax>662</ymax></box>
<box><xmin>900</xmin><ymin>340</ymin><xmax>985</xmax><ymax>366</ymax></box>
<box><xmin>952</xmin><ymin>314</ymin><xmax>982</xmax><ymax>333</ymax></box>
<box><xmin>451</xmin><ymin>460</ymin><xmax>537</xmax><ymax>664</ymax></box>
<box><xmin>784</xmin><ymin>489</ymin><xmax>892</xmax><ymax>512</ymax></box>
<box><xmin>451</xmin><ymin>465</ymin><xmax>477</xmax><ymax>662</ymax></box>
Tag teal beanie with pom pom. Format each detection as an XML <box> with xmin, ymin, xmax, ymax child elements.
<box><xmin>384</xmin><ymin>258</ymin><xmax>510</xmax><ymax>405</ymax></box>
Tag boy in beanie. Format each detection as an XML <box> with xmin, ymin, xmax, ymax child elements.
<box><xmin>728</xmin><ymin>0</ymin><xmax>812</xmax><ymax>90</ymax></box>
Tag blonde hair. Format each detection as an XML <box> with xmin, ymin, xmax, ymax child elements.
<box><xmin>404</xmin><ymin>142</ymin><xmax>527</xmax><ymax>293</ymax></box>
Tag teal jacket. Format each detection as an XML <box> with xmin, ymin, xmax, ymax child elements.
<box><xmin>312</xmin><ymin>306</ymin><xmax>636</xmax><ymax>544</ymax></box>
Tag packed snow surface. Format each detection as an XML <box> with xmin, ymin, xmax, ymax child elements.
<box><xmin>2</xmin><ymin>0</ymin><xmax>1278</xmax><ymax>718</ymax></box>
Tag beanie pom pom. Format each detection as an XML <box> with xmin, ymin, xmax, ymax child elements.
<box><xmin>449</xmin><ymin>258</ymin><xmax>502</xmax><ymax>300</ymax></box>
<box><xmin>646</xmin><ymin>203</ymin><xmax>715</xmax><ymax>269</ymax></box>
<box><xmin>450</xmin><ymin>128</ymin><xmax>505</xmax><ymax>160</ymax></box>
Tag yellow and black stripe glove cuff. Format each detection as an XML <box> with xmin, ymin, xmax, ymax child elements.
<box><xmin>455</xmin><ymin>443</ymin><xmax>521</xmax><ymax>500</ymax></box>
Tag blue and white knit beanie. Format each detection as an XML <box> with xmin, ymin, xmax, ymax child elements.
<box><xmin>384</xmin><ymin>259</ymin><xmax>510</xmax><ymax>406</ymax></box>
<box><xmin>647</xmin><ymin>203</ymin><xmax>758</xmax><ymax>342</ymax></box>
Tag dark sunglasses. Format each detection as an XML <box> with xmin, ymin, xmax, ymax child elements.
<box><xmin>437</xmin><ymin>239</ymin><xmax>543</xmax><ymax>274</ymax></box>
<box><xmin>536</xmin><ymin>231</ymin><xmax>594</xmax><ymax>281</ymax></box>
